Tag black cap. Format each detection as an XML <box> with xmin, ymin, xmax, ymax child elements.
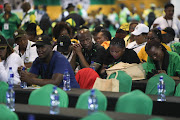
<box><xmin>13</xmin><ymin>29</ymin><xmax>26</xmax><ymax>40</ymax></box>
<box><xmin>57</xmin><ymin>35</ymin><xmax>71</xmax><ymax>52</ymax></box>
<box><xmin>0</xmin><ymin>35</ymin><xmax>8</xmax><ymax>45</ymax></box>
<box><xmin>162</xmin><ymin>27</ymin><xmax>175</xmax><ymax>37</ymax></box>
<box><xmin>66</xmin><ymin>3</ymin><xmax>75</xmax><ymax>10</ymax></box>
<box><xmin>32</xmin><ymin>35</ymin><xmax>52</xmax><ymax>47</ymax></box>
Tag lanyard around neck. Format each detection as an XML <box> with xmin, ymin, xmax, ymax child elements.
<box><xmin>165</xmin><ymin>18</ymin><xmax>173</xmax><ymax>28</ymax></box>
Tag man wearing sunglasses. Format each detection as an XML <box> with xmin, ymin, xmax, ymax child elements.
<box><xmin>0</xmin><ymin>35</ymin><xmax>24</xmax><ymax>84</ymax></box>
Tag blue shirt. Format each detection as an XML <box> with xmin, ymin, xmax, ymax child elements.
<box><xmin>30</xmin><ymin>51</ymin><xmax>80</xmax><ymax>88</ymax></box>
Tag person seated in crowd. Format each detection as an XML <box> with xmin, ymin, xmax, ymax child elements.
<box><xmin>124</xmin><ymin>21</ymin><xmax>139</xmax><ymax>46</ymax></box>
<box><xmin>115</xmin><ymin>28</ymin><xmax>127</xmax><ymax>40</ymax></box>
<box><xmin>100</xmin><ymin>37</ymin><xmax>140</xmax><ymax>78</ymax></box>
<box><xmin>118</xmin><ymin>23</ymin><xmax>130</xmax><ymax>46</ymax></box>
<box><xmin>53</xmin><ymin>35</ymin><xmax>78</xmax><ymax>62</ymax></box>
<box><xmin>70</xmin><ymin>29</ymin><xmax>106</xmax><ymax>74</ymax></box>
<box><xmin>0</xmin><ymin>35</ymin><xmax>24</xmax><ymax>84</ymax></box>
<box><xmin>126</xmin><ymin>23</ymin><xmax>149</xmax><ymax>53</ymax></box>
<box><xmin>91</xmin><ymin>25</ymin><xmax>104</xmax><ymax>43</ymax></box>
<box><xmin>161</xmin><ymin>27</ymin><xmax>178</xmax><ymax>47</ymax></box>
<box><xmin>138</xmin><ymin>28</ymin><xmax>171</xmax><ymax>62</ymax></box>
<box><xmin>0</xmin><ymin>3</ymin><xmax>21</xmax><ymax>39</ymax></box>
<box><xmin>13</xmin><ymin>29</ymin><xmax>38</xmax><ymax>68</ymax></box>
<box><xmin>18</xmin><ymin>35</ymin><xmax>80</xmax><ymax>88</ymax></box>
<box><xmin>53</xmin><ymin>22</ymin><xmax>73</xmax><ymax>40</ymax></box>
<box><xmin>145</xmin><ymin>40</ymin><xmax>180</xmax><ymax>80</ymax></box>
<box><xmin>96</xmin><ymin>29</ymin><xmax>111</xmax><ymax>49</ymax></box>
<box><xmin>151</xmin><ymin>3</ymin><xmax>180</xmax><ymax>37</ymax></box>
<box><xmin>25</xmin><ymin>23</ymin><xmax>43</xmax><ymax>42</ymax></box>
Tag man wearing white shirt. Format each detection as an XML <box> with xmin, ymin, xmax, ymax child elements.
<box><xmin>126</xmin><ymin>24</ymin><xmax>149</xmax><ymax>53</ymax></box>
<box><xmin>151</xmin><ymin>3</ymin><xmax>180</xmax><ymax>38</ymax></box>
<box><xmin>13</xmin><ymin>29</ymin><xmax>38</xmax><ymax>68</ymax></box>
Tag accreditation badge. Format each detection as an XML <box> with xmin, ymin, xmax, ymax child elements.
<box><xmin>4</xmin><ymin>23</ymin><xmax>9</xmax><ymax>30</ymax></box>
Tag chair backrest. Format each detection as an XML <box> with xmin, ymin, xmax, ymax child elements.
<box><xmin>28</xmin><ymin>84</ymin><xmax>69</xmax><ymax>107</ymax></box>
<box><xmin>0</xmin><ymin>81</ymin><xmax>8</xmax><ymax>103</ymax></box>
<box><xmin>0</xmin><ymin>104</ymin><xmax>19</xmax><ymax>120</ymax></box>
<box><xmin>75</xmin><ymin>89</ymin><xmax>107</xmax><ymax>111</ymax></box>
<box><xmin>107</xmin><ymin>70</ymin><xmax>132</xmax><ymax>92</ymax></box>
<box><xmin>148</xmin><ymin>117</ymin><xmax>164</xmax><ymax>120</ymax></box>
<box><xmin>174</xmin><ymin>83</ymin><xmax>180</xmax><ymax>96</ymax></box>
<box><xmin>115</xmin><ymin>90</ymin><xmax>153</xmax><ymax>115</ymax></box>
<box><xmin>75</xmin><ymin>68</ymin><xmax>100</xmax><ymax>89</ymax></box>
<box><xmin>145</xmin><ymin>73</ymin><xmax>175</xmax><ymax>96</ymax></box>
<box><xmin>80</xmin><ymin>112</ymin><xmax>113</xmax><ymax>120</ymax></box>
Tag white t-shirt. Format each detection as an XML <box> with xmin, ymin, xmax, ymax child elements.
<box><xmin>151</xmin><ymin>16</ymin><xmax>180</xmax><ymax>37</ymax></box>
<box><xmin>0</xmin><ymin>52</ymin><xmax>24</xmax><ymax>84</ymax></box>
<box><xmin>14</xmin><ymin>40</ymin><xmax>38</xmax><ymax>63</ymax></box>
<box><xmin>126</xmin><ymin>41</ymin><xmax>147</xmax><ymax>54</ymax></box>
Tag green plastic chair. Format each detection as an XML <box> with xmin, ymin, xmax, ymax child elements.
<box><xmin>145</xmin><ymin>73</ymin><xmax>175</xmax><ymax>96</ymax></box>
<box><xmin>115</xmin><ymin>90</ymin><xmax>153</xmax><ymax>115</ymax></box>
<box><xmin>174</xmin><ymin>83</ymin><xmax>180</xmax><ymax>96</ymax></box>
<box><xmin>0</xmin><ymin>81</ymin><xmax>9</xmax><ymax>103</ymax></box>
<box><xmin>0</xmin><ymin>104</ymin><xmax>19</xmax><ymax>120</ymax></box>
<box><xmin>148</xmin><ymin>117</ymin><xmax>164</xmax><ymax>120</ymax></box>
<box><xmin>80</xmin><ymin>112</ymin><xmax>113</xmax><ymax>120</ymax></box>
<box><xmin>75</xmin><ymin>89</ymin><xmax>107</xmax><ymax>111</ymax></box>
<box><xmin>107</xmin><ymin>70</ymin><xmax>132</xmax><ymax>92</ymax></box>
<box><xmin>28</xmin><ymin>84</ymin><xmax>69</xmax><ymax>107</ymax></box>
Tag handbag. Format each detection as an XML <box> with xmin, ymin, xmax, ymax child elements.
<box><xmin>106</xmin><ymin>62</ymin><xmax>145</xmax><ymax>80</ymax></box>
<box><xmin>93</xmin><ymin>71</ymin><xmax>119</xmax><ymax>92</ymax></box>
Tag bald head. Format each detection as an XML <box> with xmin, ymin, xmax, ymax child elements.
<box><xmin>77</xmin><ymin>29</ymin><xmax>93</xmax><ymax>50</ymax></box>
<box><xmin>77</xmin><ymin>29</ymin><xmax>91</xmax><ymax>38</ymax></box>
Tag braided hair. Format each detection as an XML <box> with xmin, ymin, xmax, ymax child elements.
<box><xmin>110</xmin><ymin>37</ymin><xmax>125</xmax><ymax>48</ymax></box>
<box><xmin>150</xmin><ymin>28</ymin><xmax>163</xmax><ymax>42</ymax></box>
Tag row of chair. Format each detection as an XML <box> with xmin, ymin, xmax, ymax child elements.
<box><xmin>24</xmin><ymin>84</ymin><xmax>153</xmax><ymax>115</ymax></box>
<box><xmin>76</xmin><ymin>68</ymin><xmax>178</xmax><ymax>96</ymax></box>
<box><xmin>0</xmin><ymin>81</ymin><xmax>153</xmax><ymax>115</ymax></box>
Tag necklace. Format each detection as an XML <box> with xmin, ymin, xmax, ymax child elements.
<box><xmin>165</xmin><ymin>17</ymin><xmax>173</xmax><ymax>28</ymax></box>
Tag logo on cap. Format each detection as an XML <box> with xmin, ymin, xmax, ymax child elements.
<box><xmin>60</xmin><ymin>42</ymin><xmax>64</xmax><ymax>46</ymax></box>
<box><xmin>37</xmin><ymin>37</ymin><xmax>43</xmax><ymax>41</ymax></box>
<box><xmin>14</xmin><ymin>31</ymin><xmax>18</xmax><ymax>36</ymax></box>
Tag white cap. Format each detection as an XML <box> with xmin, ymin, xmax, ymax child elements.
<box><xmin>131</xmin><ymin>24</ymin><xmax>149</xmax><ymax>36</ymax></box>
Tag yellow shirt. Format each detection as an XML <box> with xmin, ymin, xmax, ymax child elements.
<box><xmin>101</xmin><ymin>41</ymin><xmax>110</xmax><ymax>50</ymax></box>
<box><xmin>138</xmin><ymin>43</ymin><xmax>172</xmax><ymax>62</ymax></box>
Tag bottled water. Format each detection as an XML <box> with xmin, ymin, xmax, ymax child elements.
<box><xmin>8</xmin><ymin>67</ymin><xmax>14</xmax><ymax>86</ymax></box>
<box><xmin>63</xmin><ymin>69</ymin><xmax>71</xmax><ymax>91</ymax></box>
<box><xmin>90</xmin><ymin>61</ymin><xmax>95</xmax><ymax>70</ymax></box>
<box><xmin>20</xmin><ymin>67</ymin><xmax>27</xmax><ymax>88</ymax></box>
<box><xmin>50</xmin><ymin>86</ymin><xmax>60</xmax><ymax>114</ymax></box>
<box><xmin>157</xmin><ymin>76</ymin><xmax>166</xmax><ymax>102</ymax></box>
<box><xmin>6</xmin><ymin>84</ymin><xmax>15</xmax><ymax>111</ymax></box>
<box><xmin>88</xmin><ymin>89</ymin><xmax>98</xmax><ymax>115</ymax></box>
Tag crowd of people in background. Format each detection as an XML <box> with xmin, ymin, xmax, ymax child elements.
<box><xmin>0</xmin><ymin>1</ymin><xmax>179</xmax><ymax>87</ymax></box>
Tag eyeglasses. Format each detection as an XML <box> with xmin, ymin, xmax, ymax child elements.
<box><xmin>0</xmin><ymin>46</ymin><xmax>7</xmax><ymax>50</ymax></box>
